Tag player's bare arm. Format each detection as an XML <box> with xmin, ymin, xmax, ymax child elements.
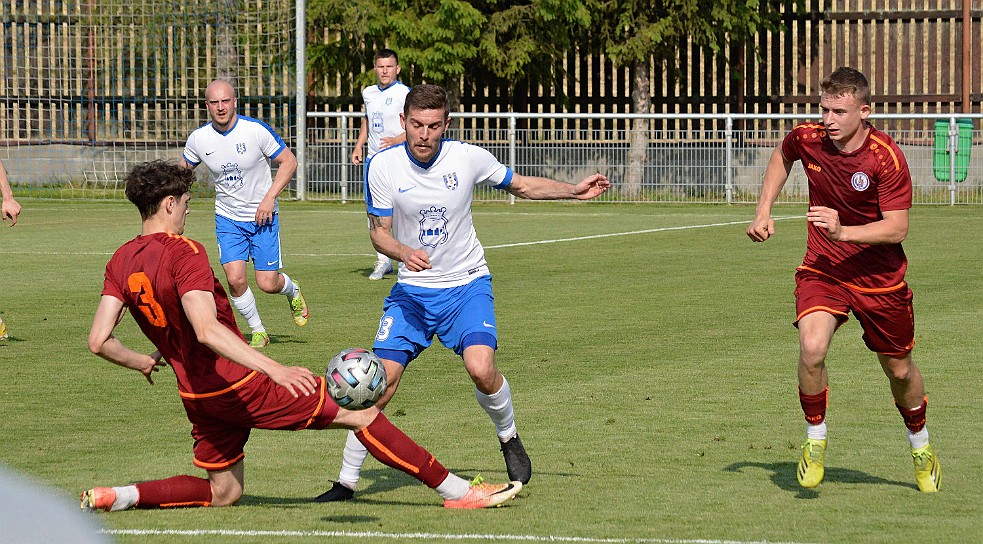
<box><xmin>255</xmin><ymin>148</ymin><xmax>298</xmax><ymax>225</ymax></box>
<box><xmin>379</xmin><ymin>132</ymin><xmax>406</xmax><ymax>149</ymax></box>
<box><xmin>367</xmin><ymin>213</ymin><xmax>431</xmax><ymax>271</ymax></box>
<box><xmin>352</xmin><ymin>118</ymin><xmax>368</xmax><ymax>165</ymax></box>
<box><xmin>748</xmin><ymin>147</ymin><xmax>794</xmax><ymax>242</ymax></box>
<box><xmin>807</xmin><ymin>207</ymin><xmax>908</xmax><ymax>244</ymax></box>
<box><xmin>88</xmin><ymin>295</ymin><xmax>167</xmax><ymax>384</ymax></box>
<box><xmin>180</xmin><ymin>289</ymin><xmax>316</xmax><ymax>398</ymax></box>
<box><xmin>0</xmin><ymin>160</ymin><xmax>22</xmax><ymax>226</ymax></box>
<box><xmin>506</xmin><ymin>173</ymin><xmax>610</xmax><ymax>200</ymax></box>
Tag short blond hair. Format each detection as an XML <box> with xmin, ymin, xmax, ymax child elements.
<box><xmin>820</xmin><ymin>67</ymin><xmax>871</xmax><ymax>105</ymax></box>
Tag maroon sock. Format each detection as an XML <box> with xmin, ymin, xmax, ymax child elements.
<box><xmin>897</xmin><ymin>396</ymin><xmax>928</xmax><ymax>432</ymax></box>
<box><xmin>356</xmin><ymin>413</ymin><xmax>450</xmax><ymax>488</ymax></box>
<box><xmin>799</xmin><ymin>387</ymin><xmax>828</xmax><ymax>425</ymax></box>
<box><xmin>135</xmin><ymin>475</ymin><xmax>213</xmax><ymax>508</ymax></box>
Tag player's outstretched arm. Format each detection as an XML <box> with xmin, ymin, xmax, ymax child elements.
<box><xmin>507</xmin><ymin>172</ymin><xmax>610</xmax><ymax>201</ymax></box>
<box><xmin>747</xmin><ymin>147</ymin><xmax>793</xmax><ymax>242</ymax></box>
<box><xmin>88</xmin><ymin>295</ymin><xmax>167</xmax><ymax>384</ymax></box>
<box><xmin>180</xmin><ymin>289</ymin><xmax>317</xmax><ymax>397</ymax></box>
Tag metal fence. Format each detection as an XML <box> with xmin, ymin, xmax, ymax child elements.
<box><xmin>305</xmin><ymin>112</ymin><xmax>983</xmax><ymax>206</ymax></box>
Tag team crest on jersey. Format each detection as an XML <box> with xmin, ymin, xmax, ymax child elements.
<box><xmin>236</xmin><ymin>142</ymin><xmax>247</xmax><ymax>154</ymax></box>
<box><xmin>851</xmin><ymin>172</ymin><xmax>870</xmax><ymax>191</ymax></box>
<box><xmin>442</xmin><ymin>172</ymin><xmax>459</xmax><ymax>190</ymax></box>
<box><xmin>221</xmin><ymin>162</ymin><xmax>244</xmax><ymax>190</ymax></box>
<box><xmin>419</xmin><ymin>206</ymin><xmax>449</xmax><ymax>248</ymax></box>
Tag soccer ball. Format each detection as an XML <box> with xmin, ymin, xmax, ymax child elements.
<box><xmin>325</xmin><ymin>348</ymin><xmax>387</xmax><ymax>410</ymax></box>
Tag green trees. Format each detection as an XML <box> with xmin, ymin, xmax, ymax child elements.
<box><xmin>308</xmin><ymin>0</ymin><xmax>590</xmax><ymax>107</ymax></box>
<box><xmin>306</xmin><ymin>0</ymin><xmax>786</xmax><ymax>195</ymax></box>
<box><xmin>592</xmin><ymin>0</ymin><xmax>782</xmax><ymax>195</ymax></box>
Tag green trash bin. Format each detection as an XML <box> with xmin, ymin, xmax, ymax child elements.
<box><xmin>933</xmin><ymin>119</ymin><xmax>974</xmax><ymax>182</ymax></box>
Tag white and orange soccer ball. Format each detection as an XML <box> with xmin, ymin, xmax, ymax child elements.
<box><xmin>325</xmin><ymin>348</ymin><xmax>387</xmax><ymax>410</ymax></box>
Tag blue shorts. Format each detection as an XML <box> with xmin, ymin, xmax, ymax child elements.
<box><xmin>215</xmin><ymin>214</ymin><xmax>282</xmax><ymax>271</ymax></box>
<box><xmin>373</xmin><ymin>275</ymin><xmax>498</xmax><ymax>365</ymax></box>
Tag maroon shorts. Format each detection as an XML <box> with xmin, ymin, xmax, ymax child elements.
<box><xmin>794</xmin><ymin>268</ymin><xmax>914</xmax><ymax>356</ymax></box>
<box><xmin>181</xmin><ymin>374</ymin><xmax>339</xmax><ymax>470</ymax></box>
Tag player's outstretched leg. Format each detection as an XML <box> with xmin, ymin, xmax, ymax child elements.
<box><xmin>81</xmin><ymin>475</ymin><xmax>212</xmax><ymax>512</ymax></box>
<box><xmin>797</xmin><ymin>437</ymin><xmax>827</xmax><ymax>488</ymax></box>
<box><xmin>348</xmin><ymin>413</ymin><xmax>520</xmax><ymax>508</ymax></box>
<box><xmin>911</xmin><ymin>443</ymin><xmax>941</xmax><ymax>492</ymax></box>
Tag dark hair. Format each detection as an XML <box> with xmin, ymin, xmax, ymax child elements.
<box><xmin>820</xmin><ymin>67</ymin><xmax>871</xmax><ymax>105</ymax></box>
<box><xmin>404</xmin><ymin>84</ymin><xmax>448</xmax><ymax>117</ymax></box>
<box><xmin>124</xmin><ymin>160</ymin><xmax>195</xmax><ymax>220</ymax></box>
<box><xmin>375</xmin><ymin>49</ymin><xmax>399</xmax><ymax>64</ymax></box>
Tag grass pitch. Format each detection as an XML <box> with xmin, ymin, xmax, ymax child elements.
<box><xmin>0</xmin><ymin>200</ymin><xmax>980</xmax><ymax>543</ymax></box>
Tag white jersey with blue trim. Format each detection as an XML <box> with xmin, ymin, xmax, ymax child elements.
<box><xmin>366</xmin><ymin>139</ymin><xmax>513</xmax><ymax>288</ymax></box>
<box><xmin>362</xmin><ymin>82</ymin><xmax>410</xmax><ymax>157</ymax></box>
<box><xmin>182</xmin><ymin>115</ymin><xmax>287</xmax><ymax>222</ymax></box>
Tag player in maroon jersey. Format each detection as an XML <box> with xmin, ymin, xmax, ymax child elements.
<box><xmin>747</xmin><ymin>67</ymin><xmax>940</xmax><ymax>492</ymax></box>
<box><xmin>80</xmin><ymin>160</ymin><xmax>521</xmax><ymax>512</ymax></box>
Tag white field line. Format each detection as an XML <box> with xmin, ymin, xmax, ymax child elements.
<box><xmin>483</xmin><ymin>216</ymin><xmax>801</xmax><ymax>250</ymax></box>
<box><xmin>103</xmin><ymin>528</ymin><xmax>813</xmax><ymax>544</ymax></box>
<box><xmin>0</xmin><ymin>216</ymin><xmax>802</xmax><ymax>258</ymax></box>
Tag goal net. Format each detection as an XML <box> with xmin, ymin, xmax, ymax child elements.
<box><xmin>1</xmin><ymin>0</ymin><xmax>297</xmax><ymax>199</ymax></box>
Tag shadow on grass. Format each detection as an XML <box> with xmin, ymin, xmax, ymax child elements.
<box><xmin>723</xmin><ymin>461</ymin><xmax>917</xmax><ymax>498</ymax></box>
<box><xmin>238</xmin><ymin>331</ymin><xmax>308</xmax><ymax>345</ymax></box>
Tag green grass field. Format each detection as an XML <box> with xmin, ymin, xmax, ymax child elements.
<box><xmin>0</xmin><ymin>200</ymin><xmax>980</xmax><ymax>544</ymax></box>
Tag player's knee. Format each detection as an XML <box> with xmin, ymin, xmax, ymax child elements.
<box><xmin>226</xmin><ymin>275</ymin><xmax>248</xmax><ymax>294</ymax></box>
<box><xmin>469</xmin><ymin>369</ymin><xmax>502</xmax><ymax>395</ymax></box>
<box><xmin>254</xmin><ymin>273</ymin><xmax>282</xmax><ymax>294</ymax></box>
<box><xmin>799</xmin><ymin>340</ymin><xmax>829</xmax><ymax>366</ymax></box>
<box><xmin>884</xmin><ymin>361</ymin><xmax>913</xmax><ymax>382</ymax></box>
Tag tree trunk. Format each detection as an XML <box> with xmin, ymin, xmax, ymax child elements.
<box><xmin>624</xmin><ymin>58</ymin><xmax>651</xmax><ymax>199</ymax></box>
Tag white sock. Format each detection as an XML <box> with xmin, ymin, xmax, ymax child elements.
<box><xmin>375</xmin><ymin>252</ymin><xmax>389</xmax><ymax>264</ymax></box>
<box><xmin>434</xmin><ymin>473</ymin><xmax>470</xmax><ymax>500</ymax></box>
<box><xmin>110</xmin><ymin>485</ymin><xmax>139</xmax><ymax>511</ymax></box>
<box><xmin>278</xmin><ymin>273</ymin><xmax>298</xmax><ymax>298</ymax></box>
<box><xmin>907</xmin><ymin>427</ymin><xmax>930</xmax><ymax>449</ymax></box>
<box><xmin>475</xmin><ymin>377</ymin><xmax>517</xmax><ymax>441</ymax></box>
<box><xmin>806</xmin><ymin>422</ymin><xmax>827</xmax><ymax>440</ymax></box>
<box><xmin>230</xmin><ymin>287</ymin><xmax>264</xmax><ymax>333</ymax></box>
<box><xmin>338</xmin><ymin>430</ymin><xmax>369</xmax><ymax>489</ymax></box>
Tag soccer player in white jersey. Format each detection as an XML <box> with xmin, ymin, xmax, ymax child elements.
<box><xmin>179</xmin><ymin>79</ymin><xmax>309</xmax><ymax>349</ymax></box>
<box><xmin>352</xmin><ymin>49</ymin><xmax>410</xmax><ymax>280</ymax></box>
<box><xmin>316</xmin><ymin>84</ymin><xmax>610</xmax><ymax>502</ymax></box>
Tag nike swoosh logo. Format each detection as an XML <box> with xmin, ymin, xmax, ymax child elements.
<box><xmin>267</xmin><ymin>260</ymin><xmax>278</xmax><ymax>266</ymax></box>
<box><xmin>482</xmin><ymin>321</ymin><xmax>495</xmax><ymax>328</ymax></box>
<box><xmin>205</xmin><ymin>151</ymin><xmax>216</xmax><ymax>155</ymax></box>
<box><xmin>398</xmin><ymin>185</ymin><xmax>417</xmax><ymax>193</ymax></box>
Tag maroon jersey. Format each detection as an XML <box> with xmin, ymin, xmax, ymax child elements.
<box><xmin>782</xmin><ymin>122</ymin><xmax>912</xmax><ymax>292</ymax></box>
<box><xmin>102</xmin><ymin>232</ymin><xmax>253</xmax><ymax>396</ymax></box>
